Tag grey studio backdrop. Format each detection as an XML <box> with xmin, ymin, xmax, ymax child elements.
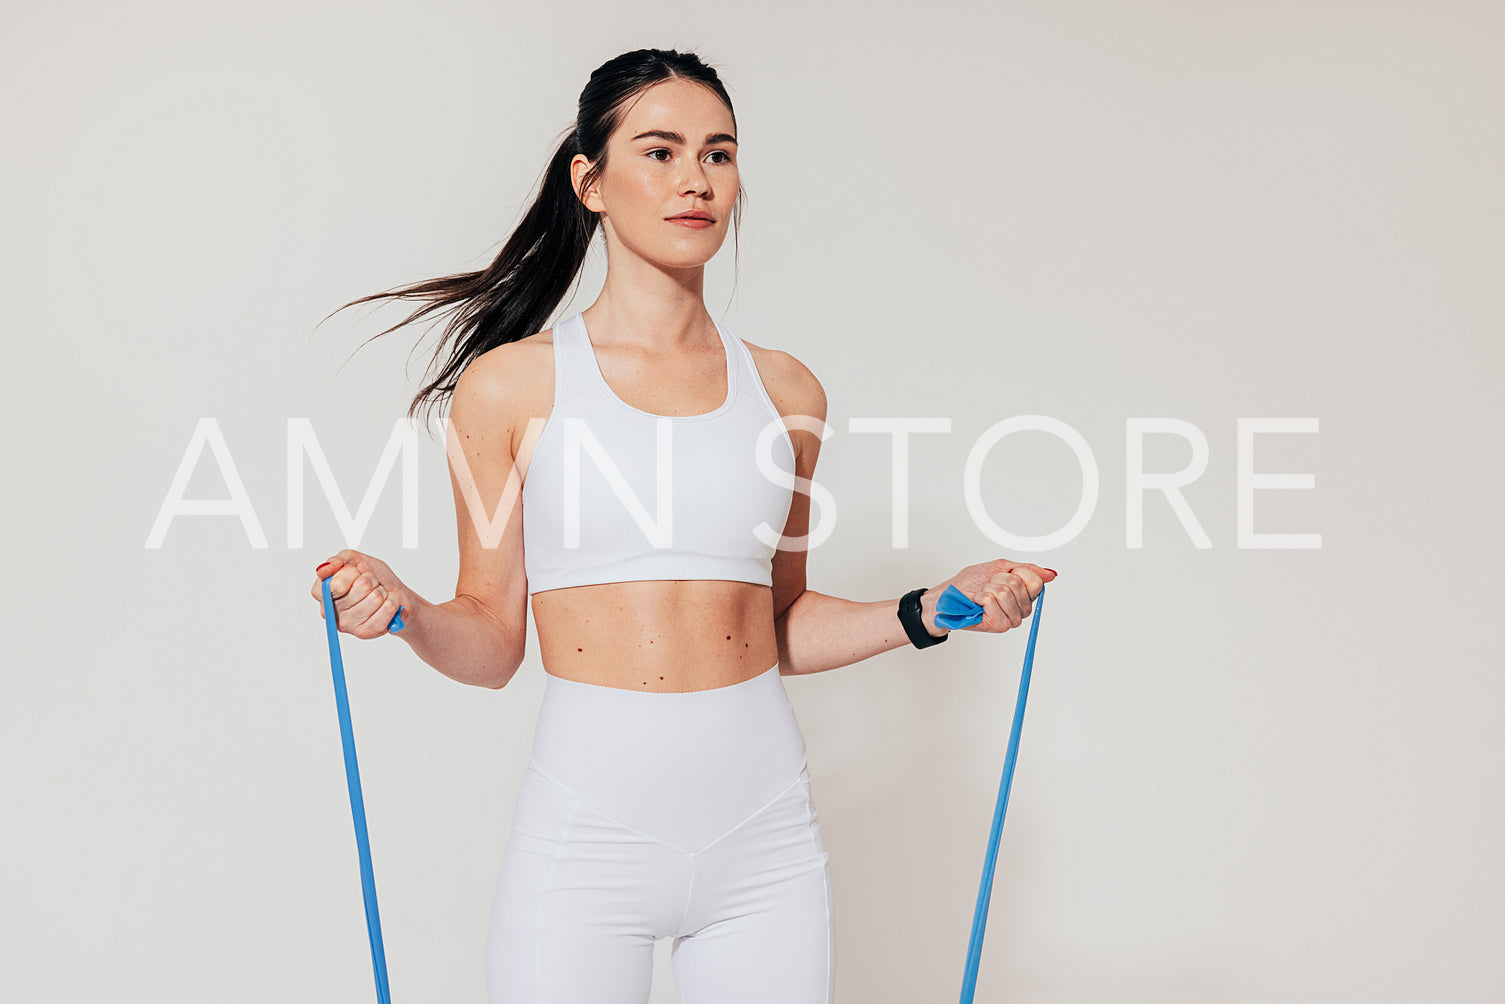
<box><xmin>2</xmin><ymin>2</ymin><xmax>1501</xmax><ymax>1002</ymax></box>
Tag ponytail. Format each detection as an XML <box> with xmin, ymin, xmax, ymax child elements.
<box><xmin>318</xmin><ymin>131</ymin><xmax>597</xmax><ymax>431</ymax></box>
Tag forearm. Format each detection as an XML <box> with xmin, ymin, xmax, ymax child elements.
<box><xmin>775</xmin><ymin>585</ymin><xmax>949</xmax><ymax>676</ymax></box>
<box><xmin>395</xmin><ymin>592</ymin><xmax>524</xmax><ymax>690</ymax></box>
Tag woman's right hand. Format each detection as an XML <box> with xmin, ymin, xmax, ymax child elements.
<box><xmin>311</xmin><ymin>549</ymin><xmax>409</xmax><ymax>639</ymax></box>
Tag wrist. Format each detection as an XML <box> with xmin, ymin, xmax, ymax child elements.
<box><xmin>897</xmin><ymin>586</ymin><xmax>949</xmax><ymax>649</ymax></box>
<box><xmin>920</xmin><ymin>586</ymin><xmax>949</xmax><ymax>638</ymax></box>
<box><xmin>390</xmin><ymin>591</ymin><xmax>431</xmax><ymax>644</ymax></box>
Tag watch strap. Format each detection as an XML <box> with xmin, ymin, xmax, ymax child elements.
<box><xmin>898</xmin><ymin>587</ymin><xmax>948</xmax><ymax>649</ymax></box>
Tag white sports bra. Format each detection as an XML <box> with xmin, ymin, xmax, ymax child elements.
<box><xmin>520</xmin><ymin>311</ymin><xmax>797</xmax><ymax>595</ymax></box>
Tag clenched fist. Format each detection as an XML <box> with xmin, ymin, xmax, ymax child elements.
<box><xmin>311</xmin><ymin>549</ymin><xmax>409</xmax><ymax>640</ymax></box>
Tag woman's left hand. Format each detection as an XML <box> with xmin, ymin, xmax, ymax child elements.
<box><xmin>927</xmin><ymin>558</ymin><xmax>1058</xmax><ymax>635</ymax></box>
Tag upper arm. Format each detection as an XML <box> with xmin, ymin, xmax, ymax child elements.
<box><xmin>765</xmin><ymin>351</ymin><xmax>828</xmax><ymax>622</ymax></box>
<box><xmin>444</xmin><ymin>343</ymin><xmax>536</xmax><ymax>662</ymax></box>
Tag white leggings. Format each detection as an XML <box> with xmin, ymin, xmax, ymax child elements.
<box><xmin>485</xmin><ymin>662</ymin><xmax>835</xmax><ymax>1003</ymax></box>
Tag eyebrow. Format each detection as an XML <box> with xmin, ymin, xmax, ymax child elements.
<box><xmin>630</xmin><ymin>129</ymin><xmax>738</xmax><ymax>146</ymax></box>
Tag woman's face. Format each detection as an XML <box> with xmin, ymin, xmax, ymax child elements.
<box><xmin>574</xmin><ymin>78</ymin><xmax>739</xmax><ymax>270</ymax></box>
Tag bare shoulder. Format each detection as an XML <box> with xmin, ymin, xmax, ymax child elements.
<box><xmin>740</xmin><ymin>336</ymin><xmax>828</xmax><ymax>429</ymax></box>
<box><xmin>455</xmin><ymin>329</ymin><xmax>554</xmax><ymax>405</ymax></box>
<box><xmin>451</xmin><ymin>329</ymin><xmax>557</xmax><ymax>456</ymax></box>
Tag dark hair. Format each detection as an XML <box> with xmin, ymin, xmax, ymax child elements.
<box><xmin>317</xmin><ymin>48</ymin><xmax>743</xmax><ymax>434</ymax></box>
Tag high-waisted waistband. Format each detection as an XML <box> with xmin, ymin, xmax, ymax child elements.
<box><xmin>526</xmin><ymin>662</ymin><xmax>809</xmax><ymax>853</ymax></box>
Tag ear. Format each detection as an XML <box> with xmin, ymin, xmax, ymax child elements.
<box><xmin>571</xmin><ymin>154</ymin><xmax>603</xmax><ymax>214</ymax></box>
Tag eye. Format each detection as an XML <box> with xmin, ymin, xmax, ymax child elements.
<box><xmin>645</xmin><ymin>148</ymin><xmax>734</xmax><ymax>165</ymax></box>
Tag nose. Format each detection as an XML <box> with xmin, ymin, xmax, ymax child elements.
<box><xmin>677</xmin><ymin>160</ymin><xmax>712</xmax><ymax>198</ymax></box>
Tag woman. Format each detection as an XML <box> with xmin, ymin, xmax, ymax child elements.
<box><xmin>310</xmin><ymin>47</ymin><xmax>1056</xmax><ymax>1004</ymax></box>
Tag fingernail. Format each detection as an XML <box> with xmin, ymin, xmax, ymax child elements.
<box><xmin>1044</xmin><ymin>567</ymin><xmax>1058</xmax><ymax>574</ymax></box>
<box><xmin>316</xmin><ymin>562</ymin><xmax>331</xmax><ymax>572</ymax></box>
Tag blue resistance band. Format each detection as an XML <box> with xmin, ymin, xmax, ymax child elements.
<box><xmin>930</xmin><ymin>582</ymin><xmax>1047</xmax><ymax>1004</ymax></box>
<box><xmin>319</xmin><ymin>576</ymin><xmax>404</xmax><ymax>1004</ymax></box>
<box><xmin>318</xmin><ymin>578</ymin><xmax>1038</xmax><ymax>1003</ymax></box>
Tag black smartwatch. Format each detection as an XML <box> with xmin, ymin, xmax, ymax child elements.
<box><xmin>898</xmin><ymin>587</ymin><xmax>948</xmax><ymax>649</ymax></box>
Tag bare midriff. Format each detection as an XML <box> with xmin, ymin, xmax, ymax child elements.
<box><xmin>530</xmin><ymin>579</ymin><xmax>780</xmax><ymax>692</ymax></box>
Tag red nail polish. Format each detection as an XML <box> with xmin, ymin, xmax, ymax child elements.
<box><xmin>316</xmin><ymin>562</ymin><xmax>331</xmax><ymax>572</ymax></box>
<box><xmin>1044</xmin><ymin>567</ymin><xmax>1058</xmax><ymax>574</ymax></box>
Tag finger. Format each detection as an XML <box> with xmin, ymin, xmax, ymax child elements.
<box><xmin>993</xmin><ymin>573</ymin><xmax>1032</xmax><ymax>616</ymax></box>
<box><xmin>981</xmin><ymin>587</ymin><xmax>1022</xmax><ymax>631</ymax></box>
<box><xmin>354</xmin><ymin>592</ymin><xmax>400</xmax><ymax>637</ymax></box>
<box><xmin>977</xmin><ymin>589</ymin><xmax>1005</xmax><ymax>631</ymax></box>
<box><xmin>1003</xmin><ymin>558</ymin><xmax>1059</xmax><ymax>584</ymax></box>
<box><xmin>330</xmin><ymin>571</ymin><xmax>375</xmax><ymax>619</ymax></box>
<box><xmin>328</xmin><ymin>565</ymin><xmax>368</xmax><ymax>602</ymax></box>
<box><xmin>1011</xmin><ymin>565</ymin><xmax>1046</xmax><ymax>598</ymax></box>
<box><xmin>1000</xmin><ymin>586</ymin><xmax>1025</xmax><ymax>628</ymax></box>
<box><xmin>343</xmin><ymin>592</ymin><xmax>388</xmax><ymax>636</ymax></box>
<box><xmin>1014</xmin><ymin>571</ymin><xmax>1036</xmax><ymax>609</ymax></box>
<box><xmin>339</xmin><ymin>573</ymin><xmax>387</xmax><ymax>627</ymax></box>
<box><xmin>1017</xmin><ymin>562</ymin><xmax>1053</xmax><ymax>593</ymax></box>
<box><xmin>348</xmin><ymin>558</ymin><xmax>384</xmax><ymax>593</ymax></box>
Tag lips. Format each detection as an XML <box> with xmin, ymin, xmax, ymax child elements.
<box><xmin>668</xmin><ymin>213</ymin><xmax>713</xmax><ymax>221</ymax></box>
